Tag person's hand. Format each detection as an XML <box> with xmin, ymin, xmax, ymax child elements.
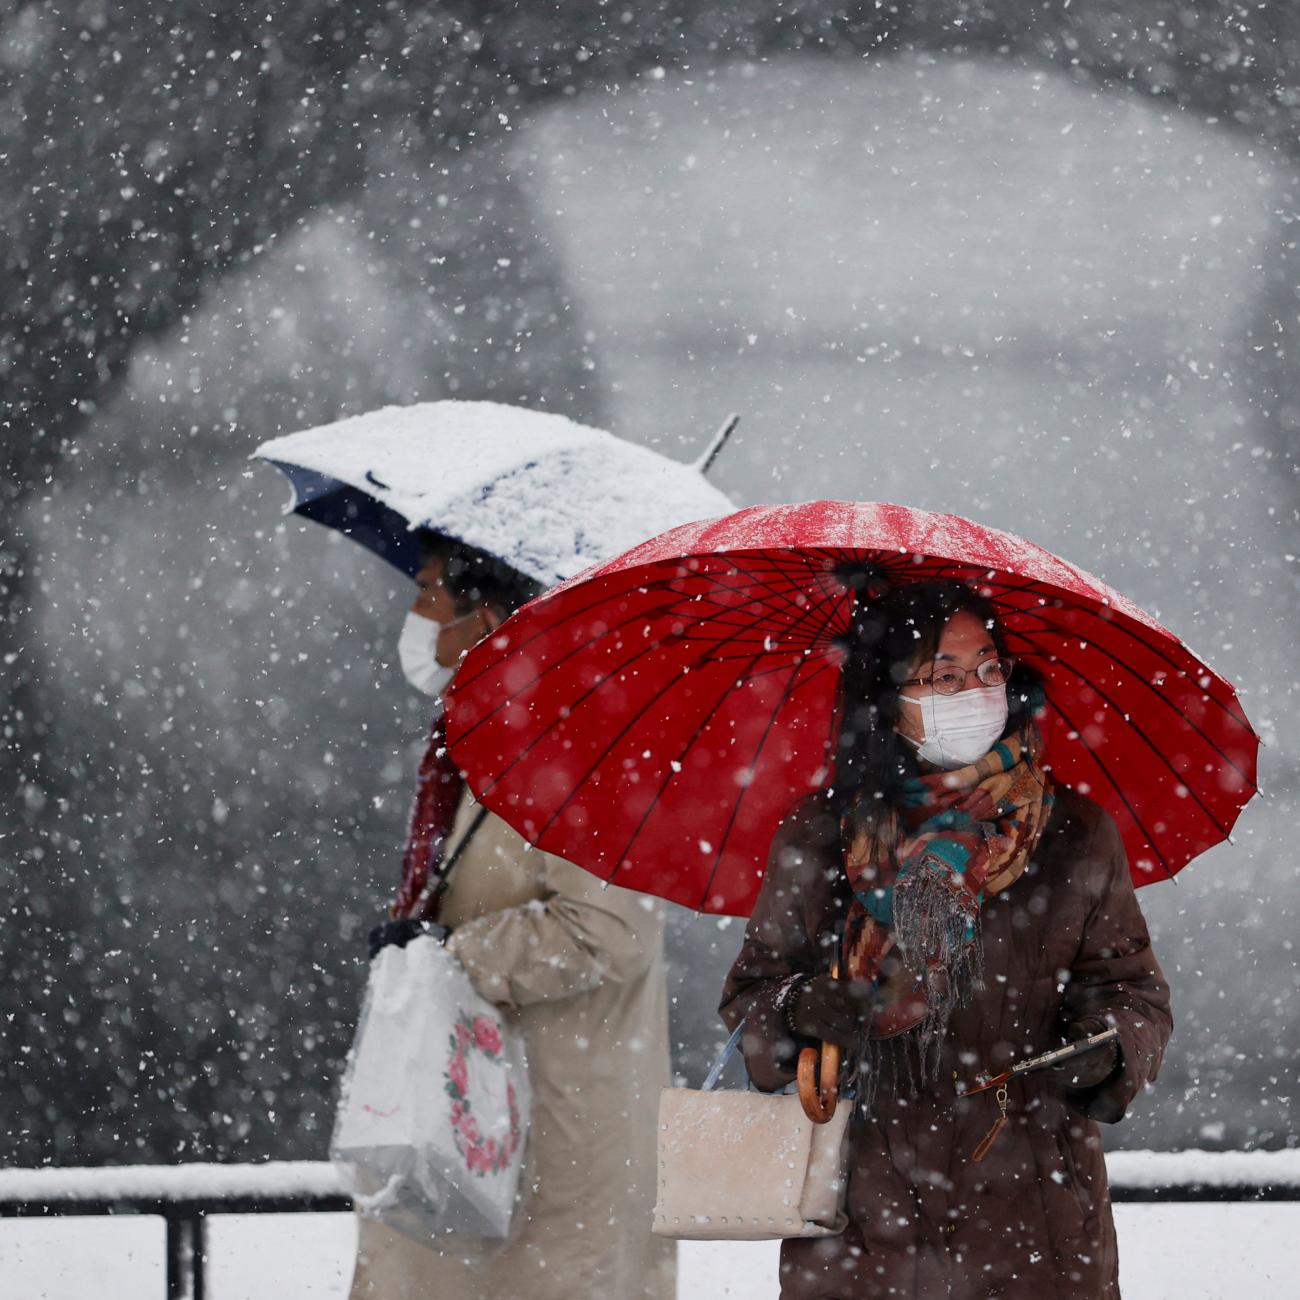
<box><xmin>1052</xmin><ymin>1019</ymin><xmax>1121</xmax><ymax>1090</ymax></box>
<box><xmin>788</xmin><ymin>975</ymin><xmax>875</xmax><ymax>1048</ymax></box>
<box><xmin>368</xmin><ymin>918</ymin><xmax>450</xmax><ymax>960</ymax></box>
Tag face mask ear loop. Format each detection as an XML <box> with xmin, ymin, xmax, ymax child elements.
<box><xmin>930</xmin><ymin>696</ymin><xmax>961</xmax><ymax>764</ymax></box>
<box><xmin>920</xmin><ymin>692</ymin><xmax>947</xmax><ymax>766</ymax></box>
<box><xmin>441</xmin><ymin>607</ymin><xmax>485</xmax><ymax>636</ymax></box>
<box><xmin>909</xmin><ymin>696</ymin><xmax>951</xmax><ymax>764</ymax></box>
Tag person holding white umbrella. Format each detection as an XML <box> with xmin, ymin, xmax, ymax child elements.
<box><xmin>254</xmin><ymin>400</ymin><xmax>734</xmax><ymax>1300</ymax></box>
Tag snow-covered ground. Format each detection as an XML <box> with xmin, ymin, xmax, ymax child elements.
<box><xmin>2</xmin><ymin>1205</ymin><xmax>1298</xmax><ymax>1298</ymax></box>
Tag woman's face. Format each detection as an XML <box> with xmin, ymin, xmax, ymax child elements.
<box><xmin>410</xmin><ymin>555</ymin><xmax>500</xmax><ymax>667</ymax></box>
<box><xmin>894</xmin><ymin>609</ymin><xmax>1000</xmax><ymax>746</ymax></box>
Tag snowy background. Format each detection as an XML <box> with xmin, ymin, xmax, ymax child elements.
<box><xmin>3</xmin><ymin>11</ymin><xmax>1298</xmax><ymax>1185</ymax></box>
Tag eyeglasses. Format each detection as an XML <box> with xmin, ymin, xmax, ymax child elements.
<box><xmin>900</xmin><ymin>657</ymin><xmax>1015</xmax><ymax>696</ymax></box>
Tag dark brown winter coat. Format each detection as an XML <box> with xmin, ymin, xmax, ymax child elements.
<box><xmin>720</xmin><ymin>786</ymin><xmax>1172</xmax><ymax>1300</ymax></box>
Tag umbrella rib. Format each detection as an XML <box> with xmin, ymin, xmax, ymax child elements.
<box><xmin>661</xmin><ymin>572</ymin><xmax>804</xmax><ymax>625</ymax></box>
<box><xmin>452</xmin><ymin>571</ymin><xmax>721</xmax><ymax>694</ymax></box>
<box><xmin>729</xmin><ymin>653</ymin><xmax>831</xmax><ymax>682</ymax></box>
<box><xmin>677</xmin><ymin>547</ymin><xmax>863</xmax><ymax>631</ymax></box>
<box><xmin>457</xmin><ymin>557</ymin><xmax>851</xmax><ymax>732</ymax></box>
<box><xmin>1014</xmin><ymin>628</ymin><xmax>1257</xmax><ymax>787</ymax></box>
<box><xmin>472</xmin><ymin>599</ymin><xmax>766</xmax><ymax>795</ymax></box>
<box><xmin>516</xmin><ymin>549</ymin><xmax>1249</xmax><ymax>751</ymax></box>
<box><xmin>674</xmin><ymin>584</ymin><xmax>848</xmax><ymax>653</ymax></box>
<box><xmin>824</xmin><ymin>664</ymin><xmax>845</xmax><ymax>789</ymax></box>
<box><xmin>457</xmin><ymin>542</ymin><xmax>883</xmax><ymax>701</ymax></box>
<box><xmin>686</xmin><ymin>647</ymin><xmax>844</xmax><ymax>673</ymax></box>
<box><xmin>995</xmin><ymin>589</ymin><xmax>1238</xmax><ymax>712</ymax></box>
<box><xmin>469</xmin><ymin>564</ymin><xmax>836</xmax><ymax>779</ymax></box>
<box><xmin>975</xmin><ymin>577</ymin><xmax>1256</xmax><ymax>737</ymax></box>
<box><xmin>454</xmin><ymin>558</ymin><xmax>813</xmax><ymax>696</ymax></box>
<box><xmin>695</xmin><ymin>659</ymin><xmax>837</xmax><ymax>911</ymax></box>
<box><xmin>681</xmin><ymin>569</ymin><xmax>852</xmax><ymax>655</ymax></box>
<box><xmin>1042</xmin><ymin>690</ymin><xmax>1175</xmax><ymax>880</ymax></box>
<box><xmin>667</xmin><ymin>550</ymin><xmax>839</xmax><ymax>615</ymax></box>
<box><xmin>1033</xmin><ymin>648</ymin><xmax>1239</xmax><ymax>838</ymax></box>
<box><xmin>1010</xmin><ymin>628</ymin><xmax>1257</xmax><ymax>790</ymax></box>
<box><xmin>685</xmin><ymin>561</ymin><xmax>836</xmax><ymax>625</ymax></box>
<box><xmin>668</xmin><ymin>591</ymin><xmax>804</xmax><ymax>635</ymax></box>
<box><xmin>598</xmin><ymin>595</ymin><xmax>832</xmax><ymax>889</ymax></box>
<box><xmin>605</xmin><ymin>646</ymin><xmax>773</xmax><ymax>887</ymax></box>
<box><xmin>456</xmin><ymin>591</ymin><xmax>716</xmax><ymax>751</ymax></box>
<box><xmin>533</xmin><ymin>640</ymin><xmax>749</xmax><ymax>843</ymax></box>
<box><xmin>777</xmin><ymin>547</ymin><xmax>858</xmax><ymax>645</ymax></box>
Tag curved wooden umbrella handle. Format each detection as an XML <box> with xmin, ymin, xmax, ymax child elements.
<box><xmin>797</xmin><ymin>1040</ymin><xmax>841</xmax><ymax>1123</ymax></box>
<box><xmin>796</xmin><ymin>958</ymin><xmax>844</xmax><ymax>1124</ymax></box>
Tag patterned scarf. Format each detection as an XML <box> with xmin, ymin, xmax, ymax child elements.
<box><xmin>391</xmin><ymin>713</ymin><xmax>465</xmax><ymax>921</ymax></box>
<box><xmin>842</xmin><ymin>732</ymin><xmax>1053</xmax><ymax>1073</ymax></box>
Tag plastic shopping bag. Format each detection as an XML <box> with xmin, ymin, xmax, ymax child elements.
<box><xmin>330</xmin><ymin>931</ymin><xmax>530</xmax><ymax>1242</ymax></box>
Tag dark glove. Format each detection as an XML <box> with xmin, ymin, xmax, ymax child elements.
<box><xmin>368</xmin><ymin>918</ymin><xmax>450</xmax><ymax>960</ymax></box>
<box><xmin>787</xmin><ymin>975</ymin><xmax>875</xmax><ymax>1048</ymax></box>
<box><xmin>1052</xmin><ymin>1018</ymin><xmax>1121</xmax><ymax>1090</ymax></box>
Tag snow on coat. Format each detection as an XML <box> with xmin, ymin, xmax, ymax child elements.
<box><xmin>721</xmin><ymin>786</ymin><xmax>1172</xmax><ymax>1300</ymax></box>
<box><xmin>350</xmin><ymin>799</ymin><xmax>675</xmax><ymax>1300</ymax></box>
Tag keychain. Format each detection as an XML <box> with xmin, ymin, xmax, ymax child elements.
<box><xmin>971</xmin><ymin>1083</ymin><xmax>1009</xmax><ymax>1163</ymax></box>
<box><xmin>964</xmin><ymin>1026</ymin><xmax>1118</xmax><ymax>1162</ymax></box>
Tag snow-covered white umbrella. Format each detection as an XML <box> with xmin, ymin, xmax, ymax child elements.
<box><xmin>251</xmin><ymin>400</ymin><xmax>734</xmax><ymax>584</ymax></box>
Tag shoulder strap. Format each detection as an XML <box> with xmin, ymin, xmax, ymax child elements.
<box><xmin>412</xmin><ymin>805</ymin><xmax>490</xmax><ymax>921</ymax></box>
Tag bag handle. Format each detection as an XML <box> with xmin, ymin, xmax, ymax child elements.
<box><xmin>702</xmin><ymin>1021</ymin><xmax>747</xmax><ymax>1092</ymax></box>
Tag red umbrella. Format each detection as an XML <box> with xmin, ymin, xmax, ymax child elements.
<box><xmin>445</xmin><ymin>501</ymin><xmax>1258</xmax><ymax>916</ymax></box>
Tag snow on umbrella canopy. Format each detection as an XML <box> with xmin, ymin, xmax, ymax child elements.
<box><xmin>251</xmin><ymin>400</ymin><xmax>734</xmax><ymax>586</ymax></box>
<box><xmin>445</xmin><ymin>500</ymin><xmax>1259</xmax><ymax>916</ymax></box>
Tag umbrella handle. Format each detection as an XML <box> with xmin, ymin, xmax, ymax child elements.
<box><xmin>797</xmin><ymin>1040</ymin><xmax>841</xmax><ymax>1124</ymax></box>
<box><xmin>797</xmin><ymin>957</ymin><xmax>843</xmax><ymax>1124</ymax></box>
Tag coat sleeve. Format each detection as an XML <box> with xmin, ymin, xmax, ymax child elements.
<box><xmin>1060</xmin><ymin>809</ymin><xmax>1173</xmax><ymax>1124</ymax></box>
<box><xmin>718</xmin><ymin>799</ymin><xmax>840</xmax><ymax>1091</ymax></box>
<box><xmin>445</xmin><ymin>851</ymin><xmax>660</xmax><ymax>1009</ymax></box>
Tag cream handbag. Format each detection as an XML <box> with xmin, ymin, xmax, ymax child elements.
<box><xmin>652</xmin><ymin>1022</ymin><xmax>851</xmax><ymax>1241</ymax></box>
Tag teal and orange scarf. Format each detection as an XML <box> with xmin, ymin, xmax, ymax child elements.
<box><xmin>842</xmin><ymin>732</ymin><xmax>1053</xmax><ymax>1069</ymax></box>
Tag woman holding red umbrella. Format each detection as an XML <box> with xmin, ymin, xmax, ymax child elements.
<box><xmin>447</xmin><ymin>500</ymin><xmax>1257</xmax><ymax>1299</ymax></box>
<box><xmin>722</xmin><ymin>576</ymin><xmax>1172</xmax><ymax>1299</ymax></box>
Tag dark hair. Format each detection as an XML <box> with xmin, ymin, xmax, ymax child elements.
<box><xmin>831</xmin><ymin>576</ymin><xmax>1043</xmax><ymax>831</ymax></box>
<box><xmin>414</xmin><ymin>529</ymin><xmax>543</xmax><ymax>617</ymax></box>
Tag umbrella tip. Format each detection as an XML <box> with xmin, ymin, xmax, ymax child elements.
<box><xmin>694</xmin><ymin>413</ymin><xmax>740</xmax><ymax>476</ymax></box>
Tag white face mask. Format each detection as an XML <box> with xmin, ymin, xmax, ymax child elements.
<box><xmin>397</xmin><ymin>609</ymin><xmax>456</xmax><ymax>701</ymax></box>
<box><xmin>898</xmin><ymin>683</ymin><xmax>1009</xmax><ymax>770</ymax></box>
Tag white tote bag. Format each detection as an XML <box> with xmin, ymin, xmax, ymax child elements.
<box><xmin>653</xmin><ymin>1022</ymin><xmax>850</xmax><ymax>1241</ymax></box>
<box><xmin>330</xmin><ymin>931</ymin><xmax>530</xmax><ymax>1242</ymax></box>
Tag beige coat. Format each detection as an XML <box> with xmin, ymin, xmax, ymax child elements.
<box><xmin>349</xmin><ymin>797</ymin><xmax>677</xmax><ymax>1300</ymax></box>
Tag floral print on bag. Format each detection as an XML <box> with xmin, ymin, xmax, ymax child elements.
<box><xmin>444</xmin><ymin>1012</ymin><xmax>521</xmax><ymax>1176</ymax></box>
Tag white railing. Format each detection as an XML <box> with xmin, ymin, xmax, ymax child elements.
<box><xmin>2</xmin><ymin>1152</ymin><xmax>1298</xmax><ymax>1299</ymax></box>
